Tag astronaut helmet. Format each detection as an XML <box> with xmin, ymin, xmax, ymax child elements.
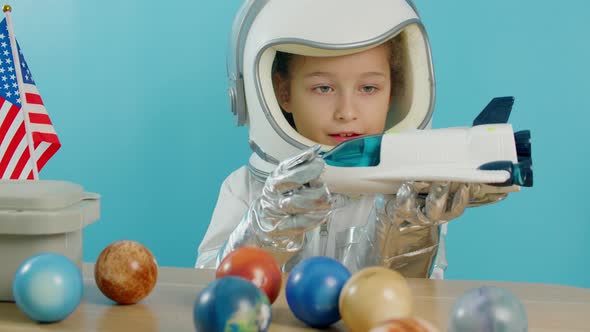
<box><xmin>227</xmin><ymin>0</ymin><xmax>435</xmax><ymax>178</ymax></box>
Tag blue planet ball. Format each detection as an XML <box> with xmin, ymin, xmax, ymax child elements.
<box><xmin>12</xmin><ymin>253</ymin><xmax>83</xmax><ymax>323</ymax></box>
<box><xmin>193</xmin><ymin>276</ymin><xmax>272</xmax><ymax>332</ymax></box>
<box><xmin>286</xmin><ymin>256</ymin><xmax>351</xmax><ymax>328</ymax></box>
<box><xmin>449</xmin><ymin>286</ymin><xmax>528</xmax><ymax>332</ymax></box>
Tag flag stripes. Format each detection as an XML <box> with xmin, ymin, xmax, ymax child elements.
<box><xmin>0</xmin><ymin>84</ymin><xmax>60</xmax><ymax>179</ymax></box>
<box><xmin>0</xmin><ymin>17</ymin><xmax>61</xmax><ymax>179</ymax></box>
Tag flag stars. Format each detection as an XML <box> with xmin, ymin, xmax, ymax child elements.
<box><xmin>0</xmin><ymin>27</ymin><xmax>31</xmax><ymax>107</ymax></box>
<box><xmin>0</xmin><ymin>25</ymin><xmax>39</xmax><ymax>105</ymax></box>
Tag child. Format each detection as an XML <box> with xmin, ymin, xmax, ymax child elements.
<box><xmin>196</xmin><ymin>0</ymin><xmax>480</xmax><ymax>278</ymax></box>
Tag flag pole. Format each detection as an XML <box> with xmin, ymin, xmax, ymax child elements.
<box><xmin>3</xmin><ymin>5</ymin><xmax>39</xmax><ymax>179</ymax></box>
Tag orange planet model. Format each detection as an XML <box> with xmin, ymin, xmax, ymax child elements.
<box><xmin>94</xmin><ymin>240</ymin><xmax>158</xmax><ymax>304</ymax></box>
<box><xmin>369</xmin><ymin>317</ymin><xmax>439</xmax><ymax>332</ymax></box>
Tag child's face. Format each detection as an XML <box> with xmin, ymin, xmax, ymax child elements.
<box><xmin>275</xmin><ymin>44</ymin><xmax>392</xmax><ymax>146</ymax></box>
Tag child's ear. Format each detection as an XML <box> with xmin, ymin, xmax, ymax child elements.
<box><xmin>273</xmin><ymin>73</ymin><xmax>291</xmax><ymax>112</ymax></box>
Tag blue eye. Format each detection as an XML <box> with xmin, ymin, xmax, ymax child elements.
<box><xmin>361</xmin><ymin>86</ymin><xmax>378</xmax><ymax>94</ymax></box>
<box><xmin>314</xmin><ymin>86</ymin><xmax>333</xmax><ymax>93</ymax></box>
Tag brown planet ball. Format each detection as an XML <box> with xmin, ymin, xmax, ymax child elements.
<box><xmin>339</xmin><ymin>267</ymin><xmax>414</xmax><ymax>332</ymax></box>
<box><xmin>94</xmin><ymin>240</ymin><xmax>158</xmax><ymax>304</ymax></box>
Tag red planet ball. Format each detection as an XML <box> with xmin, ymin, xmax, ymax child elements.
<box><xmin>216</xmin><ymin>246</ymin><xmax>282</xmax><ymax>304</ymax></box>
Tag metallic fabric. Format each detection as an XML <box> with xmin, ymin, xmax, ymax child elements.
<box><xmin>201</xmin><ymin>146</ymin><xmax>503</xmax><ymax>277</ymax></box>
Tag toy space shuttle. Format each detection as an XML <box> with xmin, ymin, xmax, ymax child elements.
<box><xmin>320</xmin><ymin>97</ymin><xmax>533</xmax><ymax>197</ymax></box>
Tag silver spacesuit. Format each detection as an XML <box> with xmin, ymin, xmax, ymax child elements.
<box><xmin>196</xmin><ymin>0</ymin><xmax>504</xmax><ymax>278</ymax></box>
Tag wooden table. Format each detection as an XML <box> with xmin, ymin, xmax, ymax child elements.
<box><xmin>0</xmin><ymin>263</ymin><xmax>589</xmax><ymax>331</ymax></box>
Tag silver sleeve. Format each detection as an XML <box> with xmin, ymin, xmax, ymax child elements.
<box><xmin>373</xmin><ymin>181</ymin><xmax>474</xmax><ymax>277</ymax></box>
<box><xmin>329</xmin><ymin>181</ymin><xmax>507</xmax><ymax>277</ymax></box>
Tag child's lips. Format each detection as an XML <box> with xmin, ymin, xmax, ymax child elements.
<box><xmin>329</xmin><ymin>132</ymin><xmax>362</xmax><ymax>144</ymax></box>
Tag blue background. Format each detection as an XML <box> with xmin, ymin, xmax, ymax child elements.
<box><xmin>9</xmin><ymin>0</ymin><xmax>589</xmax><ymax>288</ymax></box>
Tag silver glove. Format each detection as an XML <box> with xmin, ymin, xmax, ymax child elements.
<box><xmin>375</xmin><ymin>181</ymin><xmax>481</xmax><ymax>277</ymax></box>
<box><xmin>216</xmin><ymin>145</ymin><xmax>333</xmax><ymax>267</ymax></box>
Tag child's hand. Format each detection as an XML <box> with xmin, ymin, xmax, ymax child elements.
<box><xmin>389</xmin><ymin>181</ymin><xmax>476</xmax><ymax>231</ymax></box>
<box><xmin>374</xmin><ymin>181</ymin><xmax>503</xmax><ymax>275</ymax></box>
<box><xmin>213</xmin><ymin>146</ymin><xmax>333</xmax><ymax>268</ymax></box>
<box><xmin>258</xmin><ymin>145</ymin><xmax>333</xmax><ymax>234</ymax></box>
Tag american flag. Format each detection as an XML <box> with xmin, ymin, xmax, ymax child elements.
<box><xmin>0</xmin><ymin>18</ymin><xmax>60</xmax><ymax>179</ymax></box>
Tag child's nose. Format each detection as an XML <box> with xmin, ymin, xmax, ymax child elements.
<box><xmin>334</xmin><ymin>95</ymin><xmax>359</xmax><ymax>121</ymax></box>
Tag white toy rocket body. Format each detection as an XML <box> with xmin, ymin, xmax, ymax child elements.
<box><xmin>321</xmin><ymin>97</ymin><xmax>533</xmax><ymax>195</ymax></box>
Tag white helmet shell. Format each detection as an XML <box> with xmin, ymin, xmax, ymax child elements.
<box><xmin>227</xmin><ymin>0</ymin><xmax>435</xmax><ymax>178</ymax></box>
